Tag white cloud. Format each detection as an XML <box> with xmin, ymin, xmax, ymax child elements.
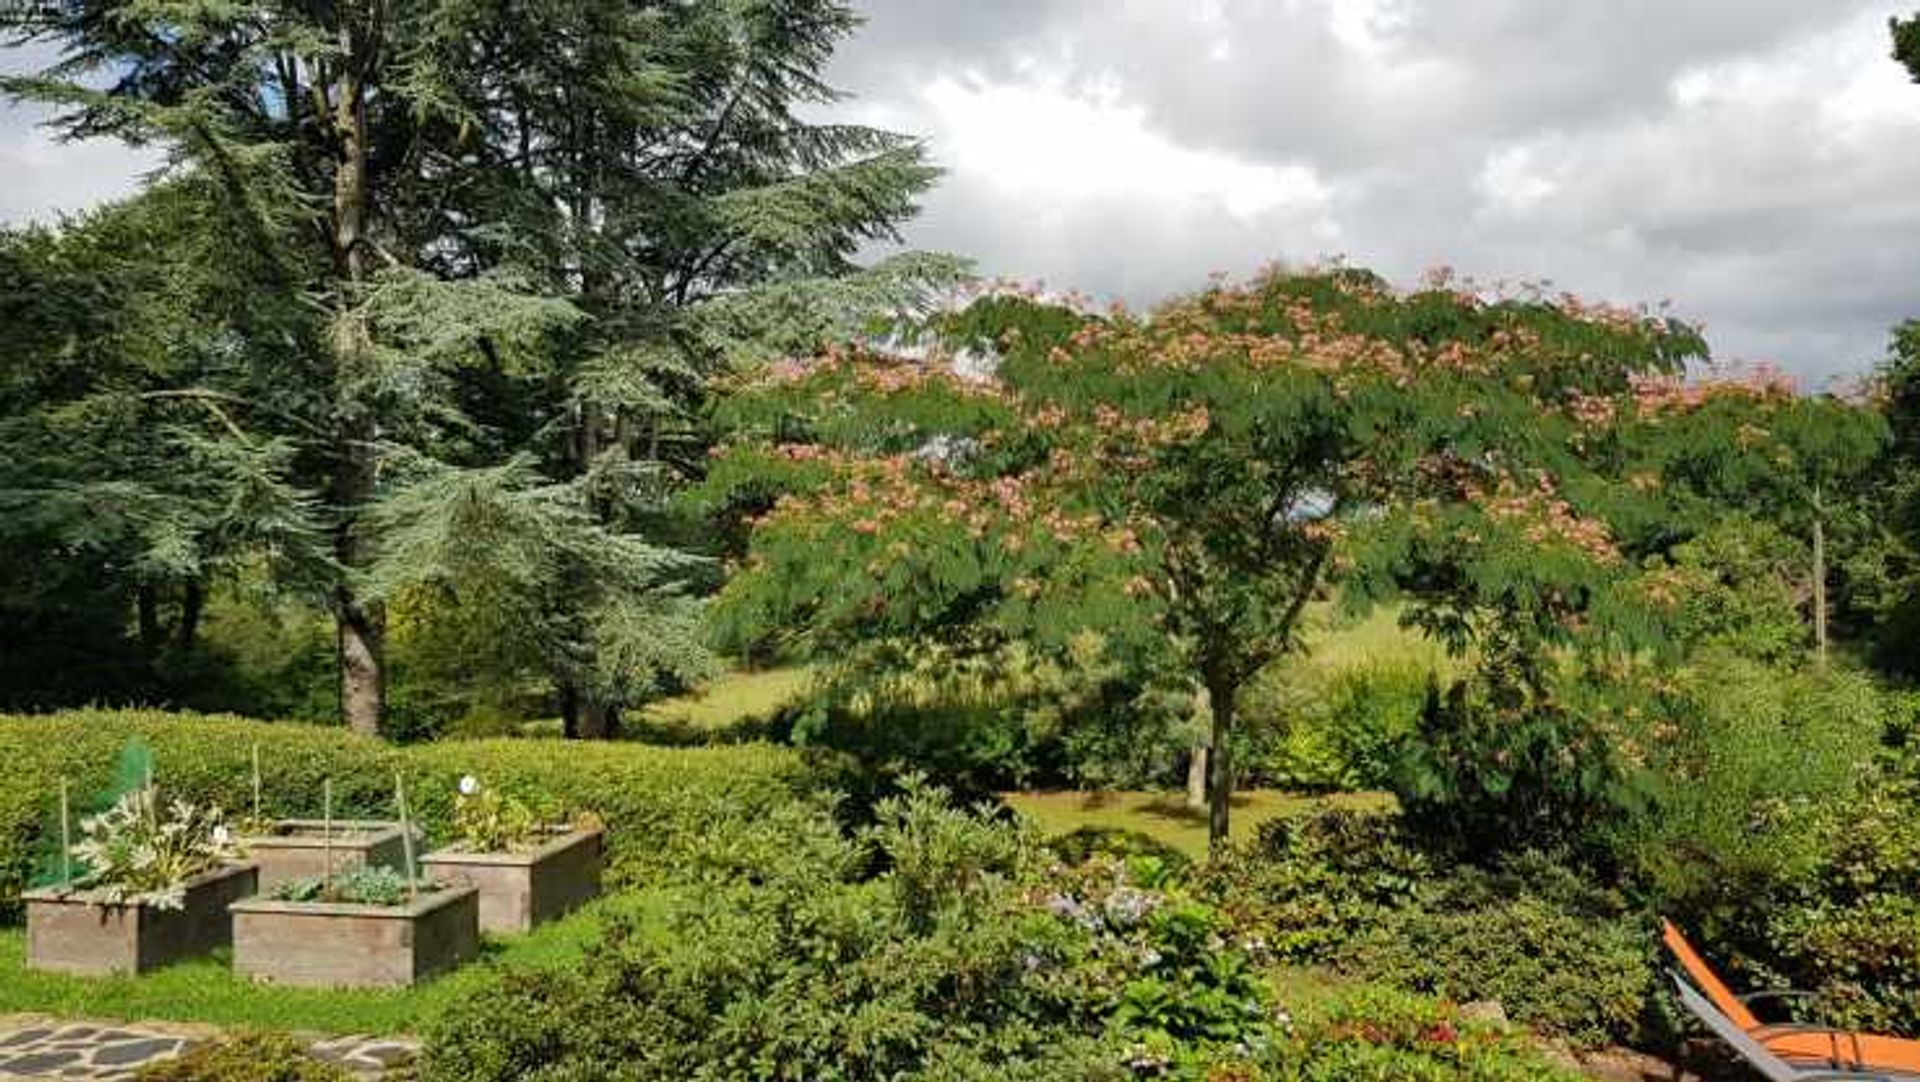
<box><xmin>919</xmin><ymin>73</ymin><xmax>1331</xmax><ymax>223</ymax></box>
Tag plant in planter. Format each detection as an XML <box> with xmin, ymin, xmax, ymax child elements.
<box><xmin>421</xmin><ymin>775</ymin><xmax>603</xmax><ymax>934</ymax></box>
<box><xmin>231</xmin><ymin>780</ymin><xmax>479</xmax><ymax>988</ymax></box>
<box><xmin>25</xmin><ymin>785</ymin><xmax>258</xmax><ymax>975</ymax></box>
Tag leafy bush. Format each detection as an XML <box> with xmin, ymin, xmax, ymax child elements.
<box><xmin>1046</xmin><ymin>827</ymin><xmax>1194</xmax><ymax>878</ymax></box>
<box><xmin>1202</xmin><ymin>810</ymin><xmax>1653</xmax><ymax>1047</ymax></box>
<box><xmin>1389</xmin><ymin>672</ymin><xmax>1629</xmax><ymax>860</ymax></box>
<box><xmin>1255</xmin><ymin>984</ymin><xmax>1589</xmax><ymax>1081</ymax></box>
<box><xmin>269</xmin><ymin>866</ymin><xmax>436</xmax><ymax>906</ymax></box>
<box><xmin>791</xmin><ymin>636</ymin><xmax>1194</xmax><ymax>792</ymax></box>
<box><xmin>1241</xmin><ymin>662</ymin><xmax>1432</xmax><ymax>791</ymax></box>
<box><xmin>0</xmin><ymin>710</ymin><xmax>840</xmax><ymax>919</ymax></box>
<box><xmin>133</xmin><ymin>1033</ymin><xmax>353</xmax><ymax>1082</ymax></box>
<box><xmin>1198</xmin><ymin>810</ymin><xmax>1430</xmax><ymax>964</ymax></box>
<box><xmin>1609</xmin><ymin>653</ymin><xmax>1887</xmax><ymax>910</ymax></box>
<box><xmin>422</xmin><ymin>781</ymin><xmax>1271</xmax><ymax>1081</ymax></box>
<box><xmin>1342</xmin><ymin>860</ymin><xmax>1653</xmax><ymax>1047</ymax></box>
<box><xmin>449</xmin><ymin>775</ymin><xmax>545</xmax><ymax>851</ymax></box>
<box><xmin>67</xmin><ymin>786</ymin><xmax>241</xmax><ymax>908</ymax></box>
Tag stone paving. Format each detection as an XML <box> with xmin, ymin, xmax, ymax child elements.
<box><xmin>0</xmin><ymin>1016</ymin><xmax>417</xmax><ymax>1080</ymax></box>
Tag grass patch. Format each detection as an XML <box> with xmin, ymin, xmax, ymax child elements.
<box><xmin>638</xmin><ymin>666</ymin><xmax>815</xmax><ymax>733</ymax></box>
<box><xmin>1003</xmin><ymin>789</ymin><xmax>1391</xmax><ymax>859</ymax></box>
<box><xmin>0</xmin><ymin>889</ymin><xmax>673</xmax><ymax>1035</ymax></box>
<box><xmin>1299</xmin><ymin>603</ymin><xmax>1455</xmax><ymax>674</ymax></box>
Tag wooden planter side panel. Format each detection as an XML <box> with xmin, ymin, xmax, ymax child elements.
<box><xmin>241</xmin><ymin>823</ymin><xmax>415</xmax><ymax>891</ymax></box>
<box><xmin>423</xmin><ymin>830</ymin><xmax>602</xmax><ymax>935</ymax></box>
<box><xmin>25</xmin><ymin>864</ymin><xmax>258</xmax><ymax>976</ymax></box>
<box><xmin>232</xmin><ymin>889</ymin><xmax>478</xmax><ymax>988</ymax></box>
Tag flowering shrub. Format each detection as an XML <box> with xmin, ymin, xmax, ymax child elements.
<box><xmin>700</xmin><ymin>265</ymin><xmax>1708</xmax><ymax>848</ymax></box>
<box><xmin>68</xmin><ymin>786</ymin><xmax>240</xmax><ymax>909</ymax></box>
<box><xmin>449</xmin><ymin>775</ymin><xmax>543</xmax><ymax>852</ymax></box>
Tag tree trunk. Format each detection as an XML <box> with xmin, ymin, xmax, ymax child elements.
<box><xmin>1186</xmin><ymin>744</ymin><xmax>1209</xmax><ymax>811</ymax></box>
<box><xmin>1206</xmin><ymin>675</ymin><xmax>1236</xmax><ymax>853</ymax></box>
<box><xmin>559</xmin><ymin>683</ymin><xmax>581</xmax><ymax>740</ymax></box>
<box><xmin>575</xmin><ymin>698</ymin><xmax>620</xmax><ymax>740</ymax></box>
<box><xmin>1186</xmin><ymin>684</ymin><xmax>1210</xmax><ymax>810</ymax></box>
<box><xmin>1812</xmin><ymin>485</ymin><xmax>1829</xmax><ymax>670</ymax></box>
<box><xmin>329</xmin><ymin>23</ymin><xmax>386</xmax><ymax>737</ymax></box>
<box><xmin>136</xmin><ymin>585</ymin><xmax>161</xmax><ymax>650</ymax></box>
<box><xmin>174</xmin><ymin>580</ymin><xmax>204</xmax><ymax>649</ymax></box>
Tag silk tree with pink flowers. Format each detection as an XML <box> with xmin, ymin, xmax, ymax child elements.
<box><xmin>697</xmin><ymin>267</ymin><xmax>1719</xmax><ymax>848</ymax></box>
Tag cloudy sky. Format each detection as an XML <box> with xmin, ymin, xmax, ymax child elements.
<box><xmin>6</xmin><ymin>2</ymin><xmax>1920</xmax><ymax>380</ymax></box>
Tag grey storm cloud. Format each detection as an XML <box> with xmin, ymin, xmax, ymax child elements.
<box><xmin>6</xmin><ymin>3</ymin><xmax>1920</xmax><ymax>379</ymax></box>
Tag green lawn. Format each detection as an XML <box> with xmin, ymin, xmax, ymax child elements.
<box><xmin>638</xmin><ymin>666</ymin><xmax>815</xmax><ymax>732</ymax></box>
<box><xmin>0</xmin><ymin>890</ymin><xmax>669</xmax><ymax>1035</ymax></box>
<box><xmin>1003</xmin><ymin>789</ymin><xmax>1391</xmax><ymax>859</ymax></box>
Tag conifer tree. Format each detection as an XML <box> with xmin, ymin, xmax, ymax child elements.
<box><xmin>4</xmin><ymin>0</ymin><xmax>955</xmax><ymax>734</ymax></box>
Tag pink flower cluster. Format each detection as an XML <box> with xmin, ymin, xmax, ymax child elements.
<box><xmin>1466</xmin><ymin>473</ymin><xmax>1621</xmax><ymax>564</ymax></box>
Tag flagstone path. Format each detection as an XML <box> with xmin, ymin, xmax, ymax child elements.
<box><xmin>0</xmin><ymin>1016</ymin><xmax>417</xmax><ymax>1080</ymax></box>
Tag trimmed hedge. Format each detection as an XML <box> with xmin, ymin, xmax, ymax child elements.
<box><xmin>0</xmin><ymin>710</ymin><xmax>842</xmax><ymax>919</ymax></box>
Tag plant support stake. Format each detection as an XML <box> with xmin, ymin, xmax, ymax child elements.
<box><xmin>395</xmin><ymin>771</ymin><xmax>417</xmax><ymax>900</ymax></box>
<box><xmin>58</xmin><ymin>778</ymin><xmax>71</xmax><ymax>888</ymax></box>
<box><xmin>251</xmin><ymin>742</ymin><xmax>262</xmax><ymax>824</ymax></box>
<box><xmin>323</xmin><ymin>777</ymin><xmax>333</xmax><ymax>889</ymax></box>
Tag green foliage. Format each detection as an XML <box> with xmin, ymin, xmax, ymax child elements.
<box><xmin>2</xmin><ymin>0</ymin><xmax>957</xmax><ymax>733</ymax></box>
<box><xmin>0</xmin><ymin>710</ymin><xmax>837</xmax><ymax>919</ymax></box>
<box><xmin>1719</xmin><ymin>778</ymin><xmax>1920</xmax><ymax>1034</ymax></box>
<box><xmin>705</xmin><ymin>269</ymin><xmax>1704</xmax><ymax>844</ymax></box>
<box><xmin>1046</xmin><ymin>828</ymin><xmax>1195</xmax><ymax>878</ymax></box>
<box><xmin>1390</xmin><ymin>669</ymin><xmax>1629</xmax><ymax>860</ymax></box>
<box><xmin>1342</xmin><ymin>861</ymin><xmax>1652</xmax><ymax>1048</ymax></box>
<box><xmin>1243</xmin><ymin>661</ymin><xmax>1433</xmax><ymax>791</ymax></box>
<box><xmin>67</xmin><ymin>788</ymin><xmax>242</xmax><ymax>910</ymax></box>
<box><xmin>1639</xmin><ymin>517</ymin><xmax>1810</xmax><ymax>663</ymax></box>
<box><xmin>1201</xmin><ymin>810</ymin><xmax>1651</xmax><ymax>1046</ymax></box>
<box><xmin>789</xmin><ymin>635</ymin><xmax>1192</xmax><ymax>790</ymax></box>
<box><xmin>132</xmin><ymin>1033</ymin><xmax>354</xmax><ymax>1082</ymax></box>
<box><xmin>1895</xmin><ymin>14</ymin><xmax>1920</xmax><ymax>82</ymax></box>
<box><xmin>449</xmin><ymin>778</ymin><xmax>547</xmax><ymax>853</ymax></box>
<box><xmin>1612</xmin><ymin>654</ymin><xmax>1887</xmax><ymax>909</ymax></box>
<box><xmin>1199</xmin><ymin>811</ymin><xmax>1431</xmax><ymax>965</ymax></box>
<box><xmin>1258</xmin><ymin>984</ymin><xmax>1589</xmax><ymax>1081</ymax></box>
<box><xmin>421</xmin><ymin>780</ymin><xmax>1270</xmax><ymax>1081</ymax></box>
<box><xmin>269</xmin><ymin>866</ymin><xmax>436</xmax><ymax>907</ymax></box>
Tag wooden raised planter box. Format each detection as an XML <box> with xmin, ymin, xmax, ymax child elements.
<box><xmin>23</xmin><ymin>863</ymin><xmax>259</xmax><ymax>976</ymax></box>
<box><xmin>230</xmin><ymin>884</ymin><xmax>479</xmax><ymax>988</ymax></box>
<box><xmin>422</xmin><ymin>828</ymin><xmax>603</xmax><ymax>934</ymax></box>
<box><xmin>239</xmin><ymin>819</ymin><xmax>418</xmax><ymax>891</ymax></box>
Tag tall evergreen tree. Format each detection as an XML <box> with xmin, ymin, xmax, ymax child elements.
<box><xmin>4</xmin><ymin>0</ymin><xmax>956</xmax><ymax>734</ymax></box>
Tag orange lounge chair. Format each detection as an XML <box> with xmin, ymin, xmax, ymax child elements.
<box><xmin>1664</xmin><ymin>919</ymin><xmax>1920</xmax><ymax>1077</ymax></box>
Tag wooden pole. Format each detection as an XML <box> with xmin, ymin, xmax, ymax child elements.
<box><xmin>395</xmin><ymin>771</ymin><xmax>417</xmax><ymax>900</ymax></box>
<box><xmin>1813</xmin><ymin>484</ymin><xmax>1830</xmax><ymax>671</ymax></box>
<box><xmin>322</xmin><ymin>777</ymin><xmax>334</xmax><ymax>889</ymax></box>
<box><xmin>58</xmin><ymin>778</ymin><xmax>71</xmax><ymax>888</ymax></box>
<box><xmin>251</xmin><ymin>742</ymin><xmax>262</xmax><ymax>824</ymax></box>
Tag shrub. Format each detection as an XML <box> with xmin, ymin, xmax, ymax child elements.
<box><xmin>1611</xmin><ymin>654</ymin><xmax>1890</xmax><ymax>910</ymax></box>
<box><xmin>1197</xmin><ymin>809</ymin><xmax>1430</xmax><ymax>964</ymax></box>
<box><xmin>1241</xmin><ymin>662</ymin><xmax>1432</xmax><ymax>791</ymax></box>
<box><xmin>133</xmin><ymin>1033</ymin><xmax>353</xmax><ymax>1082</ymax></box>
<box><xmin>0</xmin><ymin>709</ymin><xmax>841</xmax><ymax>919</ymax></box>
<box><xmin>1046</xmin><ymin>827</ymin><xmax>1194</xmax><ymax>878</ymax></box>
<box><xmin>421</xmin><ymin>781</ymin><xmax>1270</xmax><ymax>1082</ymax></box>
<box><xmin>1255</xmin><ymin>984</ymin><xmax>1589</xmax><ymax>1082</ymax></box>
<box><xmin>1202</xmin><ymin>810</ymin><xmax>1654</xmax><ymax>1047</ymax></box>
<box><xmin>1341</xmin><ymin>862</ymin><xmax>1653</xmax><ymax>1047</ymax></box>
